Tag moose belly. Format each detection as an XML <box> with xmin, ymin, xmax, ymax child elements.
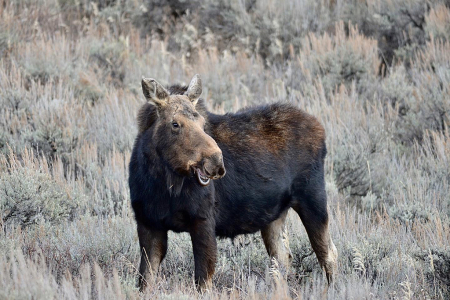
<box><xmin>212</xmin><ymin>147</ymin><xmax>294</xmax><ymax>238</ymax></box>
<box><xmin>213</xmin><ymin>177</ymin><xmax>292</xmax><ymax>238</ymax></box>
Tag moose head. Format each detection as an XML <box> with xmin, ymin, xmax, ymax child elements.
<box><xmin>141</xmin><ymin>74</ymin><xmax>226</xmax><ymax>186</ymax></box>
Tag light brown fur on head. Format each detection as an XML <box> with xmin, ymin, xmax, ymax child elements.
<box><xmin>139</xmin><ymin>75</ymin><xmax>225</xmax><ymax>181</ymax></box>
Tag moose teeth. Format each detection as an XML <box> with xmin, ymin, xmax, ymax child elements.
<box><xmin>196</xmin><ymin>169</ymin><xmax>210</xmax><ymax>186</ymax></box>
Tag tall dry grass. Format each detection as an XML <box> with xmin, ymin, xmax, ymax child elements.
<box><xmin>0</xmin><ymin>0</ymin><xmax>449</xmax><ymax>299</ymax></box>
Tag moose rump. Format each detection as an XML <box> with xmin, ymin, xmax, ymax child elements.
<box><xmin>129</xmin><ymin>74</ymin><xmax>338</xmax><ymax>291</ymax></box>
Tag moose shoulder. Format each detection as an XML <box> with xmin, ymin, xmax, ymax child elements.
<box><xmin>129</xmin><ymin>75</ymin><xmax>338</xmax><ymax>291</ymax></box>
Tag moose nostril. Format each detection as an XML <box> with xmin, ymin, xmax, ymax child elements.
<box><xmin>218</xmin><ymin>167</ymin><xmax>225</xmax><ymax>177</ymax></box>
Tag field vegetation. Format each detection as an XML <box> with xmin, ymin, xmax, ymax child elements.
<box><xmin>0</xmin><ymin>0</ymin><xmax>449</xmax><ymax>299</ymax></box>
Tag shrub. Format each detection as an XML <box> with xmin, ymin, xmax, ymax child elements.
<box><xmin>425</xmin><ymin>4</ymin><xmax>450</xmax><ymax>42</ymax></box>
<box><xmin>416</xmin><ymin>248</ymin><xmax>450</xmax><ymax>298</ymax></box>
<box><xmin>324</xmin><ymin>84</ymin><xmax>390</xmax><ymax>205</ymax></box>
<box><xmin>136</xmin><ymin>0</ymin><xmax>334</xmax><ymax>65</ymax></box>
<box><xmin>74</xmin><ymin>70</ymin><xmax>106</xmax><ymax>105</ymax></box>
<box><xmin>20</xmin><ymin>215</ymin><xmax>139</xmax><ymax>280</ymax></box>
<box><xmin>0</xmin><ymin>150</ymin><xmax>88</xmax><ymax>227</ymax></box>
<box><xmin>341</xmin><ymin>0</ymin><xmax>428</xmax><ymax>66</ymax></box>
<box><xmin>75</xmin><ymin>143</ymin><xmax>132</xmax><ymax>216</ymax></box>
<box><xmin>391</xmin><ymin>38</ymin><xmax>450</xmax><ymax>144</ymax></box>
<box><xmin>0</xmin><ymin>27</ymin><xmax>18</xmax><ymax>58</ymax></box>
<box><xmin>89</xmin><ymin>39</ymin><xmax>129</xmax><ymax>87</ymax></box>
<box><xmin>297</xmin><ymin>21</ymin><xmax>379</xmax><ymax>95</ymax></box>
<box><xmin>416</xmin><ymin>131</ymin><xmax>450</xmax><ymax>217</ymax></box>
<box><xmin>194</xmin><ymin>49</ymin><xmax>267</xmax><ymax>110</ymax></box>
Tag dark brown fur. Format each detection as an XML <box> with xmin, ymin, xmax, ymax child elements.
<box><xmin>211</xmin><ymin>105</ymin><xmax>325</xmax><ymax>157</ymax></box>
<box><xmin>129</xmin><ymin>77</ymin><xmax>337</xmax><ymax>291</ymax></box>
<box><xmin>137</xmin><ymin>103</ymin><xmax>157</xmax><ymax>133</ymax></box>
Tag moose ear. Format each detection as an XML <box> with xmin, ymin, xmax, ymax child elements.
<box><xmin>141</xmin><ymin>77</ymin><xmax>169</xmax><ymax>107</ymax></box>
<box><xmin>186</xmin><ymin>74</ymin><xmax>202</xmax><ymax>106</ymax></box>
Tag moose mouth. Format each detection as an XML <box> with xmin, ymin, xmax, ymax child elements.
<box><xmin>195</xmin><ymin>168</ymin><xmax>210</xmax><ymax>186</ymax></box>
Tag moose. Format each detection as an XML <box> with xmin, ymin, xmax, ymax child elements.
<box><xmin>129</xmin><ymin>74</ymin><xmax>338</xmax><ymax>291</ymax></box>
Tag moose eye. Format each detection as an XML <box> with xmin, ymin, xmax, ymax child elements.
<box><xmin>172</xmin><ymin>122</ymin><xmax>179</xmax><ymax>128</ymax></box>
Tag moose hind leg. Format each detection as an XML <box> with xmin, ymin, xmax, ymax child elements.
<box><xmin>261</xmin><ymin>209</ymin><xmax>292</xmax><ymax>270</ymax></box>
<box><xmin>293</xmin><ymin>191</ymin><xmax>337</xmax><ymax>284</ymax></box>
<box><xmin>137</xmin><ymin>221</ymin><xmax>168</xmax><ymax>291</ymax></box>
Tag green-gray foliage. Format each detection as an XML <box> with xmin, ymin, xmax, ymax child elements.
<box><xmin>0</xmin><ymin>0</ymin><xmax>449</xmax><ymax>299</ymax></box>
<box><xmin>0</xmin><ymin>166</ymin><xmax>87</xmax><ymax>227</ymax></box>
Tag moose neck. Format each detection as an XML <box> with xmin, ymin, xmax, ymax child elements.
<box><xmin>140</xmin><ymin>128</ymin><xmax>186</xmax><ymax>197</ymax></box>
<box><xmin>162</xmin><ymin>163</ymin><xmax>186</xmax><ymax>197</ymax></box>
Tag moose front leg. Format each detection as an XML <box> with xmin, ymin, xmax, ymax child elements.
<box><xmin>137</xmin><ymin>221</ymin><xmax>168</xmax><ymax>291</ymax></box>
<box><xmin>190</xmin><ymin>218</ymin><xmax>217</xmax><ymax>291</ymax></box>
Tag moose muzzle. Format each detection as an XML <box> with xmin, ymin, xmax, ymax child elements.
<box><xmin>195</xmin><ymin>152</ymin><xmax>226</xmax><ymax>186</ymax></box>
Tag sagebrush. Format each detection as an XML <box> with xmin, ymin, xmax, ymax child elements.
<box><xmin>0</xmin><ymin>0</ymin><xmax>449</xmax><ymax>299</ymax></box>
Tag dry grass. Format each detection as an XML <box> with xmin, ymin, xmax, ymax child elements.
<box><xmin>0</xmin><ymin>0</ymin><xmax>449</xmax><ymax>299</ymax></box>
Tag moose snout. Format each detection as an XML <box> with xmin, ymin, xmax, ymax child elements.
<box><xmin>204</xmin><ymin>152</ymin><xmax>226</xmax><ymax>179</ymax></box>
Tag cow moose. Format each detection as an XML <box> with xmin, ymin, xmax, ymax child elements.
<box><xmin>129</xmin><ymin>74</ymin><xmax>338</xmax><ymax>291</ymax></box>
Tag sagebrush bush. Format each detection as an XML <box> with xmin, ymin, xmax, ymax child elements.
<box><xmin>296</xmin><ymin>21</ymin><xmax>379</xmax><ymax>95</ymax></box>
<box><xmin>415</xmin><ymin>247</ymin><xmax>450</xmax><ymax>298</ymax></box>
<box><xmin>0</xmin><ymin>150</ymin><xmax>88</xmax><ymax>227</ymax></box>
<box><xmin>74</xmin><ymin>70</ymin><xmax>106</xmax><ymax>105</ymax></box>
<box><xmin>18</xmin><ymin>215</ymin><xmax>139</xmax><ymax>280</ymax></box>
<box><xmin>0</xmin><ymin>27</ymin><xmax>18</xmax><ymax>58</ymax></box>
<box><xmin>378</xmin><ymin>37</ymin><xmax>450</xmax><ymax>145</ymax></box>
<box><xmin>75</xmin><ymin>144</ymin><xmax>132</xmax><ymax>216</ymax></box>
<box><xmin>341</xmin><ymin>0</ymin><xmax>429</xmax><ymax>66</ymax></box>
<box><xmin>194</xmin><ymin>49</ymin><xmax>267</xmax><ymax>110</ymax></box>
<box><xmin>425</xmin><ymin>4</ymin><xmax>450</xmax><ymax>42</ymax></box>
<box><xmin>89</xmin><ymin>39</ymin><xmax>128</xmax><ymax>87</ymax></box>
